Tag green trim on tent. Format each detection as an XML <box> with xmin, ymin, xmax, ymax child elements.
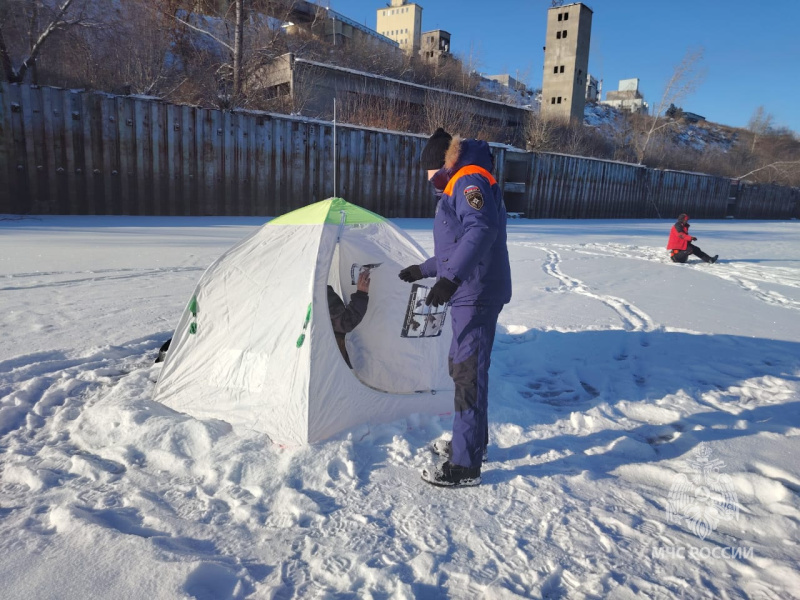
<box><xmin>269</xmin><ymin>198</ymin><xmax>387</xmax><ymax>225</ymax></box>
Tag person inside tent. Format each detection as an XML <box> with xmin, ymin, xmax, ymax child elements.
<box><xmin>328</xmin><ymin>269</ymin><xmax>370</xmax><ymax>369</ymax></box>
<box><xmin>398</xmin><ymin>128</ymin><xmax>512</xmax><ymax>488</ymax></box>
<box><xmin>667</xmin><ymin>213</ymin><xmax>718</xmax><ymax>264</ymax></box>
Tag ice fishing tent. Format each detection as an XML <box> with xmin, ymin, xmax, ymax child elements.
<box><xmin>153</xmin><ymin>198</ymin><xmax>453</xmax><ymax>445</ymax></box>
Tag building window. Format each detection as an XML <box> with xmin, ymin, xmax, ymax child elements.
<box><xmin>560</xmin><ymin>65</ymin><xmax>565</xmax><ymax>73</ymax></box>
<box><xmin>556</xmin><ymin>31</ymin><xmax>561</xmax><ymax>39</ymax></box>
<box><xmin>563</xmin><ymin>30</ymin><xmax>568</xmax><ymax>38</ymax></box>
<box><xmin>558</xmin><ymin>13</ymin><xmax>562</xmax><ymax>21</ymax></box>
<box><xmin>564</xmin><ymin>13</ymin><xmax>569</xmax><ymax>20</ymax></box>
<box><xmin>557</xmin><ymin>97</ymin><xmax>562</xmax><ymax>104</ymax></box>
<box><xmin>553</xmin><ymin>66</ymin><xmax>558</xmax><ymax>74</ymax></box>
<box><xmin>551</xmin><ymin>98</ymin><xmax>556</xmax><ymax>104</ymax></box>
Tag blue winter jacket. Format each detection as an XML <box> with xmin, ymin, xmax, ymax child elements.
<box><xmin>420</xmin><ymin>139</ymin><xmax>512</xmax><ymax>307</ymax></box>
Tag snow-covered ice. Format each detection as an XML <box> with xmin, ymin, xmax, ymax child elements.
<box><xmin>1</xmin><ymin>215</ymin><xmax>798</xmax><ymax>599</ymax></box>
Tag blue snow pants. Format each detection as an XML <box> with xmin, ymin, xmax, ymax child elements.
<box><xmin>448</xmin><ymin>304</ymin><xmax>503</xmax><ymax>470</ymax></box>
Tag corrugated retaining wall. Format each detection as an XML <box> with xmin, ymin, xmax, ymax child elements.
<box><xmin>1</xmin><ymin>84</ymin><xmax>797</xmax><ymax>219</ymax></box>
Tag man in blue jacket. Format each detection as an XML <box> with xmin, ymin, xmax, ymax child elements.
<box><xmin>399</xmin><ymin>128</ymin><xmax>512</xmax><ymax>487</ymax></box>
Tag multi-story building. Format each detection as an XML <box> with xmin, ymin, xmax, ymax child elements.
<box><xmin>421</xmin><ymin>29</ymin><xmax>450</xmax><ymax>64</ymax></box>
<box><xmin>540</xmin><ymin>2</ymin><xmax>593</xmax><ymax>122</ymax></box>
<box><xmin>586</xmin><ymin>74</ymin><xmax>601</xmax><ymax>103</ymax></box>
<box><xmin>600</xmin><ymin>78</ymin><xmax>649</xmax><ymax>114</ymax></box>
<box><xmin>376</xmin><ymin>0</ymin><xmax>423</xmax><ymax>55</ymax></box>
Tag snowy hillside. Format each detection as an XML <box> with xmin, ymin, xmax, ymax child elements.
<box><xmin>1</xmin><ymin>216</ymin><xmax>799</xmax><ymax>599</ymax></box>
<box><xmin>584</xmin><ymin>103</ymin><xmax>738</xmax><ymax>154</ymax></box>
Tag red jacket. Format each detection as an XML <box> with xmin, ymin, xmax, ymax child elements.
<box><xmin>667</xmin><ymin>221</ymin><xmax>693</xmax><ymax>251</ymax></box>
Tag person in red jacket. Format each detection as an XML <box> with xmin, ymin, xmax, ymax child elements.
<box><xmin>667</xmin><ymin>214</ymin><xmax>718</xmax><ymax>264</ymax></box>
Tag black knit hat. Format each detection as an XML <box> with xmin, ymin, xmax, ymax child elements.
<box><xmin>420</xmin><ymin>128</ymin><xmax>452</xmax><ymax>171</ymax></box>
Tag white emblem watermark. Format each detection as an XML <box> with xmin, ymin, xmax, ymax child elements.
<box><xmin>666</xmin><ymin>442</ymin><xmax>739</xmax><ymax>539</ymax></box>
<box><xmin>650</xmin><ymin>443</ymin><xmax>752</xmax><ymax>561</ymax></box>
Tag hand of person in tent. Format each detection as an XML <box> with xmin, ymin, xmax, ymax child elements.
<box><xmin>692</xmin><ymin>236</ymin><xmax>698</xmax><ymax>241</ymax></box>
<box><xmin>357</xmin><ymin>270</ymin><xmax>371</xmax><ymax>293</ymax></box>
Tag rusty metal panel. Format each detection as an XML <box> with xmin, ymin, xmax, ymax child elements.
<box><xmin>253</xmin><ymin>114</ymin><xmax>269</xmax><ymax>216</ymax></box>
<box><xmin>83</xmin><ymin>92</ymin><xmax>101</xmax><ymax>214</ymax></box>
<box><xmin>19</xmin><ymin>85</ymin><xmax>39</xmax><ymax>212</ymax></box>
<box><xmin>0</xmin><ymin>84</ymin><xmax>10</xmax><ymax>213</ymax></box>
<box><xmin>222</xmin><ymin>110</ymin><xmax>234</xmax><ymax>216</ymax></box>
<box><xmin>151</xmin><ymin>101</ymin><xmax>166</xmax><ymax>216</ymax></box>
<box><xmin>736</xmin><ymin>184</ymin><xmax>799</xmax><ymax>219</ymax></box>
<box><xmin>66</xmin><ymin>90</ymin><xmax>85</xmax><ymax>213</ymax></box>
<box><xmin>132</xmin><ymin>98</ymin><xmax>148</xmax><ymax>215</ymax></box>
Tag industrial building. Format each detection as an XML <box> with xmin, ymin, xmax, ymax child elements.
<box><xmin>420</xmin><ymin>29</ymin><xmax>451</xmax><ymax>64</ymax></box>
<box><xmin>541</xmin><ymin>2</ymin><xmax>593</xmax><ymax>122</ymax></box>
<box><xmin>600</xmin><ymin>78</ymin><xmax>649</xmax><ymax>114</ymax></box>
<box><xmin>375</xmin><ymin>0</ymin><xmax>423</xmax><ymax>55</ymax></box>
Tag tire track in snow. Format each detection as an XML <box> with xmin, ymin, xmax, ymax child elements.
<box><xmin>540</xmin><ymin>248</ymin><xmax>656</xmax><ymax>332</ymax></box>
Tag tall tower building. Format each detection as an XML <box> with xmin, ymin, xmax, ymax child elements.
<box><xmin>541</xmin><ymin>3</ymin><xmax>592</xmax><ymax>122</ymax></box>
<box><xmin>376</xmin><ymin>0</ymin><xmax>423</xmax><ymax>55</ymax></box>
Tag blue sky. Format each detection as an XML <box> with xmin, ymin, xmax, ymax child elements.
<box><xmin>326</xmin><ymin>0</ymin><xmax>800</xmax><ymax>133</ymax></box>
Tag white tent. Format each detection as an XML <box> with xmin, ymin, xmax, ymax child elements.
<box><xmin>153</xmin><ymin>198</ymin><xmax>454</xmax><ymax>445</ymax></box>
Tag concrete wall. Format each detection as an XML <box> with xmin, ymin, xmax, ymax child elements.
<box><xmin>251</xmin><ymin>54</ymin><xmax>530</xmax><ymax>132</ymax></box>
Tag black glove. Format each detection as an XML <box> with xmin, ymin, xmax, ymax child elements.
<box><xmin>691</xmin><ymin>236</ymin><xmax>698</xmax><ymax>241</ymax></box>
<box><xmin>398</xmin><ymin>265</ymin><xmax>423</xmax><ymax>282</ymax></box>
<box><xmin>425</xmin><ymin>278</ymin><xmax>459</xmax><ymax>307</ymax></box>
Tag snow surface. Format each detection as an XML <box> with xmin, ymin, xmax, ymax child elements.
<box><xmin>1</xmin><ymin>215</ymin><xmax>799</xmax><ymax>599</ymax></box>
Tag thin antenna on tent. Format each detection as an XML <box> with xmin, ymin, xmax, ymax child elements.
<box><xmin>333</xmin><ymin>98</ymin><xmax>337</xmax><ymax>198</ymax></box>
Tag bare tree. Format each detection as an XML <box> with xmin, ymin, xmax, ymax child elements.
<box><xmin>424</xmin><ymin>90</ymin><xmax>476</xmax><ymax>136</ymax></box>
<box><xmin>524</xmin><ymin>111</ymin><xmax>556</xmax><ymax>152</ymax></box>
<box><xmin>635</xmin><ymin>47</ymin><xmax>705</xmax><ymax>164</ymax></box>
<box><xmin>746</xmin><ymin>105</ymin><xmax>774</xmax><ymax>153</ymax></box>
<box><xmin>0</xmin><ymin>0</ymin><xmax>93</xmax><ymax>83</ymax></box>
<box><xmin>737</xmin><ymin>160</ymin><xmax>800</xmax><ymax>184</ymax></box>
<box><xmin>335</xmin><ymin>84</ymin><xmax>413</xmax><ymax>132</ymax></box>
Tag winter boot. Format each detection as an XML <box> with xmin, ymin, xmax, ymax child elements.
<box><xmin>709</xmin><ymin>255</ymin><xmax>719</xmax><ymax>264</ymax></box>
<box><xmin>421</xmin><ymin>461</ymin><xmax>481</xmax><ymax>488</ymax></box>
<box><xmin>431</xmin><ymin>438</ymin><xmax>488</xmax><ymax>463</ymax></box>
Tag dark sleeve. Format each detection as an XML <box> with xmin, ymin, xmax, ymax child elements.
<box><xmin>329</xmin><ymin>290</ymin><xmax>369</xmax><ymax>334</ymax></box>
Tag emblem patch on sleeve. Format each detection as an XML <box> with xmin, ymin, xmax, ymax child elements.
<box><xmin>463</xmin><ymin>185</ymin><xmax>484</xmax><ymax>210</ymax></box>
